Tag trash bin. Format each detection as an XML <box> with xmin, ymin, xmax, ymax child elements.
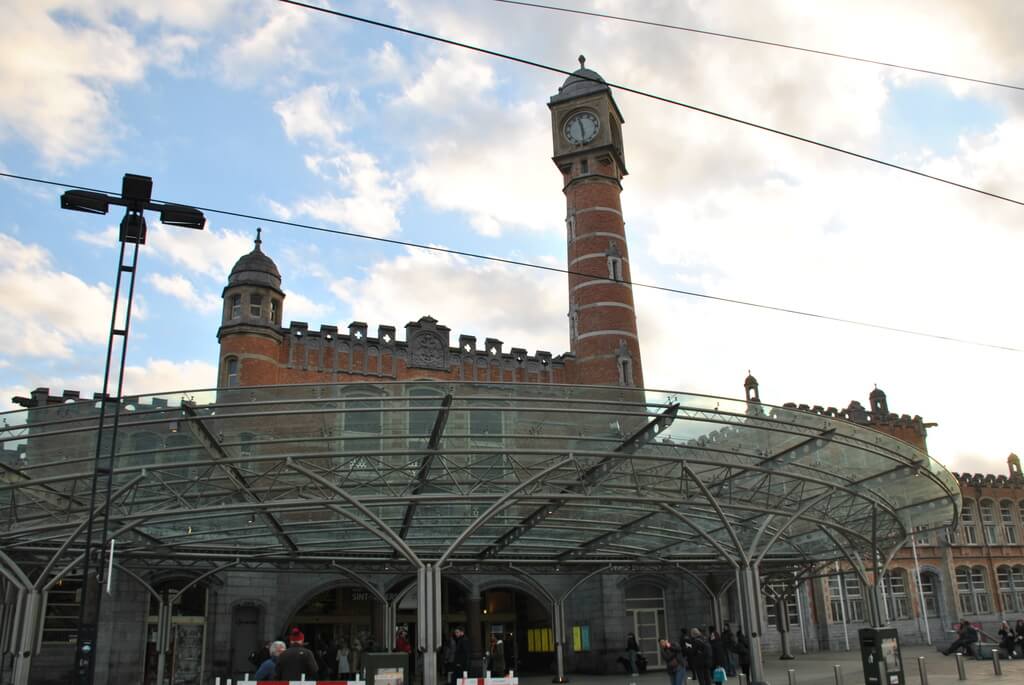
<box><xmin>858</xmin><ymin>628</ymin><xmax>904</xmax><ymax>685</ymax></box>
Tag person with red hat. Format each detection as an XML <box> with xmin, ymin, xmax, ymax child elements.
<box><xmin>276</xmin><ymin>627</ymin><xmax>319</xmax><ymax>680</ymax></box>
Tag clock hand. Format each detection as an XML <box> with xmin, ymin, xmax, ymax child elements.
<box><xmin>577</xmin><ymin>120</ymin><xmax>584</xmax><ymax>141</ymax></box>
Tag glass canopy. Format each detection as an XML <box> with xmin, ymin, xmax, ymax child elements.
<box><xmin>0</xmin><ymin>382</ymin><xmax>960</xmax><ymax>575</ymax></box>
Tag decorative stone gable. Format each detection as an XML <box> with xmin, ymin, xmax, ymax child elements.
<box><xmin>406</xmin><ymin>316</ymin><xmax>451</xmax><ymax>370</ymax></box>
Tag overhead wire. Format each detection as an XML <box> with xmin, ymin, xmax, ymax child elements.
<box><xmin>275</xmin><ymin>0</ymin><xmax>1024</xmax><ymax>209</ymax></box>
<box><xmin>1</xmin><ymin>170</ymin><xmax>1019</xmax><ymax>353</ymax></box>
<box><xmin>493</xmin><ymin>0</ymin><xmax>1024</xmax><ymax>93</ymax></box>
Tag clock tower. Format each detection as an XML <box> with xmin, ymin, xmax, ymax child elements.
<box><xmin>549</xmin><ymin>56</ymin><xmax>644</xmax><ymax>387</ymax></box>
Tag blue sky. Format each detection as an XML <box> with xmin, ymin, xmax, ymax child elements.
<box><xmin>0</xmin><ymin>0</ymin><xmax>1021</xmax><ymax>475</ymax></box>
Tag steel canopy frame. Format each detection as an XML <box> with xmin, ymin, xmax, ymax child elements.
<box><xmin>0</xmin><ymin>382</ymin><xmax>959</xmax><ymax>684</ymax></box>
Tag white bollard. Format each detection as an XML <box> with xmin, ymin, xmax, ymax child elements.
<box><xmin>215</xmin><ymin>679</ymin><xmax>221</xmax><ymax>685</ymax></box>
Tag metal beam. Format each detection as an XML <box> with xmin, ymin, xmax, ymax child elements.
<box><xmin>398</xmin><ymin>394</ymin><xmax>452</xmax><ymax>542</ymax></box>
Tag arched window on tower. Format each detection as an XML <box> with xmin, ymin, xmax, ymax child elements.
<box><xmin>225</xmin><ymin>357</ymin><xmax>239</xmax><ymax>387</ymax></box>
<box><xmin>230</xmin><ymin>294</ymin><xmax>241</xmax><ymax>320</ymax></box>
<box><xmin>271</xmin><ymin>299</ymin><xmax>280</xmax><ymax>325</ymax></box>
<box><xmin>566</xmin><ymin>210</ymin><xmax>576</xmax><ymax>242</ymax></box>
<box><xmin>250</xmin><ymin>293</ymin><xmax>263</xmax><ymax>318</ymax></box>
<box><xmin>616</xmin><ymin>341</ymin><xmax>634</xmax><ymax>387</ymax></box>
<box><xmin>606</xmin><ymin>242</ymin><xmax>623</xmax><ymax>282</ymax></box>
<box><xmin>568</xmin><ymin>306</ymin><xmax>580</xmax><ymax>341</ymax></box>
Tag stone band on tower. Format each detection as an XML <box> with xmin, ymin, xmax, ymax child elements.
<box><xmin>549</xmin><ymin>57</ymin><xmax>644</xmax><ymax>387</ymax></box>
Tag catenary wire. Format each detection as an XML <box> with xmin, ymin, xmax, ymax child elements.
<box><xmin>276</xmin><ymin>0</ymin><xmax>1024</xmax><ymax>210</ymax></box>
<box><xmin>493</xmin><ymin>0</ymin><xmax>1024</xmax><ymax>93</ymax></box>
<box><xmin>1</xmin><ymin>170</ymin><xmax>1019</xmax><ymax>353</ymax></box>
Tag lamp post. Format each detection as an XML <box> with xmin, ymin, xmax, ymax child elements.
<box><xmin>60</xmin><ymin>174</ymin><xmax>205</xmax><ymax>685</ymax></box>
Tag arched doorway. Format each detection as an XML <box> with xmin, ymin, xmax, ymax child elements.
<box><xmin>625</xmin><ymin>582</ymin><xmax>666</xmax><ymax>667</ymax></box>
<box><xmin>143</xmin><ymin>580</ymin><xmax>208</xmax><ymax>685</ymax></box>
<box><xmin>287</xmin><ymin>586</ymin><xmax>383</xmax><ymax>678</ymax></box>
<box><xmin>478</xmin><ymin>586</ymin><xmax>551</xmax><ymax>676</ymax></box>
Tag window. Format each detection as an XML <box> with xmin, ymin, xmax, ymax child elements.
<box><xmin>343</xmin><ymin>394</ymin><xmax>383</xmax><ymax>474</ymax></box>
<box><xmin>1001</xmin><ymin>501</ymin><xmax>1018</xmax><ymax>545</ymax></box>
<box><xmin>270</xmin><ymin>299</ymin><xmax>279</xmax><ymax>325</ymax></box>
<box><xmin>569</xmin><ymin>307</ymin><xmax>579</xmax><ymax>340</ymax></box>
<box><xmin>566</xmin><ymin>211</ymin><xmax>576</xmax><ymax>241</ymax></box>
<box><xmin>998</xmin><ymin>565</ymin><xmax>1024</xmax><ymax>613</ymax></box>
<box><xmin>230</xmin><ymin>294</ymin><xmax>241</xmax><ymax>319</ymax></box>
<box><xmin>960</xmin><ymin>500</ymin><xmax>978</xmax><ymax>544</ymax></box>
<box><xmin>828</xmin><ymin>574</ymin><xmax>865</xmax><ymax>623</ymax></box>
<box><xmin>883</xmin><ymin>571</ymin><xmax>911</xmax><ymax>620</ymax></box>
<box><xmin>981</xmin><ymin>500</ymin><xmax>998</xmax><ymax>545</ymax></box>
<box><xmin>956</xmin><ymin>566</ymin><xmax>991</xmax><ymax>615</ymax></box>
<box><xmin>914</xmin><ymin>526</ymin><xmax>932</xmax><ymax>546</ymax></box>
<box><xmin>43</xmin><ymin>577</ymin><xmax>82</xmax><ymax>643</ymax></box>
<box><xmin>408</xmin><ymin>387</ymin><xmax>443</xmax><ymax>447</ymax></box>
<box><xmin>608</xmin><ymin>256</ymin><xmax>623</xmax><ymax>282</ymax></box>
<box><xmin>226</xmin><ymin>357</ymin><xmax>239</xmax><ymax>387</ymax></box>
<box><xmin>920</xmin><ymin>572</ymin><xmax>940</xmax><ymax>617</ymax></box>
<box><xmin>250</xmin><ymin>293</ymin><xmax>263</xmax><ymax>318</ymax></box>
<box><xmin>619</xmin><ymin>358</ymin><xmax>633</xmax><ymax>387</ymax></box>
<box><xmin>579</xmin><ymin>159</ymin><xmax>589</xmax><ymax>174</ymax></box>
<box><xmin>764</xmin><ymin>582</ymin><xmax>800</xmax><ymax>627</ymax></box>
<box><xmin>470</xmin><ymin>406</ymin><xmax>502</xmax><ymax>439</ymax></box>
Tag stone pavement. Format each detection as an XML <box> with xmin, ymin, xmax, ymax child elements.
<box><xmin>517</xmin><ymin>646</ymin><xmax>1022</xmax><ymax>685</ymax></box>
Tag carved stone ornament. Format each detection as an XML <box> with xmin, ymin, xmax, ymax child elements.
<box><xmin>410</xmin><ymin>332</ymin><xmax>447</xmax><ymax>370</ymax></box>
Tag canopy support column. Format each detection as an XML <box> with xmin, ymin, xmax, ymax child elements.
<box><xmin>552</xmin><ymin>599</ymin><xmax>567</xmax><ymax>683</ymax></box>
<box><xmin>737</xmin><ymin>564</ymin><xmax>767</xmax><ymax>685</ymax></box>
<box><xmin>11</xmin><ymin>589</ymin><xmax>43</xmax><ymax>685</ymax></box>
<box><xmin>418</xmin><ymin>564</ymin><xmax>441</xmax><ymax>685</ymax></box>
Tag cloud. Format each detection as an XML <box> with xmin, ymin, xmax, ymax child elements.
<box><xmin>283</xmin><ymin>148</ymin><xmax>406</xmax><ymax>238</ymax></box>
<box><xmin>148</xmin><ymin>273</ymin><xmax>221</xmax><ymax>313</ymax></box>
<box><xmin>282</xmin><ymin>291</ymin><xmax>332</xmax><ymax>324</ymax></box>
<box><xmin>218</xmin><ymin>3</ymin><xmax>312</xmax><ymax>86</ymax></box>
<box><xmin>274</xmin><ymin>85</ymin><xmax>349</xmax><ymax>145</ymax></box>
<box><xmin>145</xmin><ymin>222</ymin><xmax>255</xmax><ymax>281</ymax></box>
<box><xmin>0</xmin><ymin>233</ymin><xmax>114</xmax><ymax>358</ymax></box>
<box><xmin>329</xmin><ymin>247</ymin><xmax>567</xmax><ymax>353</ymax></box>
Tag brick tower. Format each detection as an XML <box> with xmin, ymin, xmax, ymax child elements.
<box><xmin>217</xmin><ymin>228</ymin><xmax>286</xmax><ymax>387</ymax></box>
<box><xmin>549</xmin><ymin>56</ymin><xmax>644</xmax><ymax>387</ymax></box>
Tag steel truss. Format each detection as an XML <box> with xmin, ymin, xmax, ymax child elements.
<box><xmin>0</xmin><ymin>382</ymin><xmax>960</xmax><ymax>685</ymax></box>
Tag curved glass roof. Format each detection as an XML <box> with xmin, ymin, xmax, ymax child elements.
<box><xmin>0</xmin><ymin>382</ymin><xmax>960</xmax><ymax>574</ymax></box>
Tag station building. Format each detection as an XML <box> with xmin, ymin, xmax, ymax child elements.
<box><xmin>0</xmin><ymin>62</ymin><xmax>973</xmax><ymax>685</ymax></box>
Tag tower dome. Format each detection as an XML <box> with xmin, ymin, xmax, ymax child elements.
<box><xmin>227</xmin><ymin>228</ymin><xmax>282</xmax><ymax>292</ymax></box>
<box><xmin>549</xmin><ymin>55</ymin><xmax>611</xmax><ymax>104</ymax></box>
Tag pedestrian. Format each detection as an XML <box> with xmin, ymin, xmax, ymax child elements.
<box><xmin>492</xmin><ymin>636</ymin><xmax>506</xmax><ymax>676</ymax></box>
<box><xmin>721</xmin><ymin>622</ymin><xmax>737</xmax><ymax>676</ymax></box>
<box><xmin>277</xmin><ymin>628</ymin><xmax>319</xmax><ymax>680</ymax></box>
<box><xmin>337</xmin><ymin>638</ymin><xmax>351</xmax><ymax>676</ymax></box>
<box><xmin>708</xmin><ymin>626</ymin><xmax>727</xmax><ymax>672</ymax></box>
<box><xmin>626</xmin><ymin>632</ymin><xmax>640</xmax><ymax>676</ymax></box>
<box><xmin>1015</xmin><ymin>619</ymin><xmax>1024</xmax><ymax>657</ymax></box>
<box><xmin>659</xmin><ymin>638</ymin><xmax>686</xmax><ymax>685</ymax></box>
<box><xmin>942</xmin><ymin>620</ymin><xmax>978</xmax><ymax>657</ymax></box>
<box><xmin>734</xmin><ymin>628</ymin><xmax>751</xmax><ymax>679</ymax></box>
<box><xmin>449</xmin><ymin>626</ymin><xmax>470</xmax><ymax>685</ymax></box>
<box><xmin>351</xmin><ymin>635</ymin><xmax>364</xmax><ymax>675</ymax></box>
<box><xmin>686</xmin><ymin>628</ymin><xmax>712</xmax><ymax>685</ymax></box>
<box><xmin>254</xmin><ymin>641</ymin><xmax>286</xmax><ymax>680</ymax></box>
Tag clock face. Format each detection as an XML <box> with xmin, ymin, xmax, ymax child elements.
<box><xmin>563</xmin><ymin>111</ymin><xmax>600</xmax><ymax>145</ymax></box>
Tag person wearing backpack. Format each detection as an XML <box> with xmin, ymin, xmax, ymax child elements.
<box><xmin>686</xmin><ymin>628</ymin><xmax>712</xmax><ymax>685</ymax></box>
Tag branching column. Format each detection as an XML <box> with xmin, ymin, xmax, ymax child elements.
<box><xmin>737</xmin><ymin>565</ymin><xmax>766</xmax><ymax>685</ymax></box>
<box><xmin>417</xmin><ymin>565</ymin><xmax>442</xmax><ymax>685</ymax></box>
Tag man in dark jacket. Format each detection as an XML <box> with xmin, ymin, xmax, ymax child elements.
<box><xmin>449</xmin><ymin>626</ymin><xmax>470</xmax><ymax>685</ymax></box>
<box><xmin>721</xmin><ymin>622</ymin><xmax>737</xmax><ymax>676</ymax></box>
<box><xmin>942</xmin><ymin>620</ymin><xmax>979</xmax><ymax>656</ymax></box>
<box><xmin>277</xmin><ymin>628</ymin><xmax>319</xmax><ymax>680</ymax></box>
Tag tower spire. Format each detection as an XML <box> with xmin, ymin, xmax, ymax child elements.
<box><xmin>255</xmin><ymin>227</ymin><xmax>263</xmax><ymax>251</ymax></box>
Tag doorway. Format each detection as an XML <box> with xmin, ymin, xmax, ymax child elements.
<box><xmin>625</xmin><ymin>583</ymin><xmax>667</xmax><ymax>667</ymax></box>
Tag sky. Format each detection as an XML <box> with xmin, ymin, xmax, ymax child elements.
<box><xmin>0</xmin><ymin>0</ymin><xmax>1021</xmax><ymax>476</ymax></box>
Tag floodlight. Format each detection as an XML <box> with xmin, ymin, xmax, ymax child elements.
<box><xmin>61</xmin><ymin>190</ymin><xmax>110</xmax><ymax>215</ymax></box>
<box><xmin>121</xmin><ymin>174</ymin><xmax>153</xmax><ymax>203</ymax></box>
<box><xmin>159</xmin><ymin>204</ymin><xmax>206</xmax><ymax>230</ymax></box>
<box><xmin>119</xmin><ymin>212</ymin><xmax>147</xmax><ymax>244</ymax></box>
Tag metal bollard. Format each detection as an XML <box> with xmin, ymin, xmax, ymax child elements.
<box><xmin>833</xmin><ymin>664</ymin><xmax>843</xmax><ymax>685</ymax></box>
<box><xmin>788</xmin><ymin>668</ymin><xmax>797</xmax><ymax>685</ymax></box>
<box><xmin>738</xmin><ymin>674</ymin><xmax>748</xmax><ymax>685</ymax></box>
<box><xmin>955</xmin><ymin>653</ymin><xmax>966</xmax><ymax>681</ymax></box>
<box><xmin>917</xmin><ymin>656</ymin><xmax>928</xmax><ymax>685</ymax></box>
<box><xmin>992</xmin><ymin>649</ymin><xmax>1002</xmax><ymax>676</ymax></box>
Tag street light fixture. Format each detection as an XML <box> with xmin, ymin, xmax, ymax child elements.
<box><xmin>60</xmin><ymin>174</ymin><xmax>205</xmax><ymax>685</ymax></box>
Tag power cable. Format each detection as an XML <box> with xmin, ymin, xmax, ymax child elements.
<box><xmin>494</xmin><ymin>0</ymin><xmax>1024</xmax><ymax>93</ymax></box>
<box><xmin>275</xmin><ymin>0</ymin><xmax>1024</xmax><ymax>209</ymax></box>
<box><xmin>1</xmin><ymin>170</ymin><xmax>1019</xmax><ymax>353</ymax></box>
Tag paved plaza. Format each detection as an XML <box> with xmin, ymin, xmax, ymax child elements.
<box><xmin>514</xmin><ymin>646</ymin><xmax>1022</xmax><ymax>685</ymax></box>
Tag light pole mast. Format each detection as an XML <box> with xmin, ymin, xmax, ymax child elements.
<box><xmin>60</xmin><ymin>174</ymin><xmax>205</xmax><ymax>685</ymax></box>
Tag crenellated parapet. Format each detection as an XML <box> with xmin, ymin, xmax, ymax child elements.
<box><xmin>274</xmin><ymin>315</ymin><xmax>570</xmax><ymax>384</ymax></box>
<box><xmin>953</xmin><ymin>471</ymin><xmax>1024</xmax><ymax>490</ymax></box>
